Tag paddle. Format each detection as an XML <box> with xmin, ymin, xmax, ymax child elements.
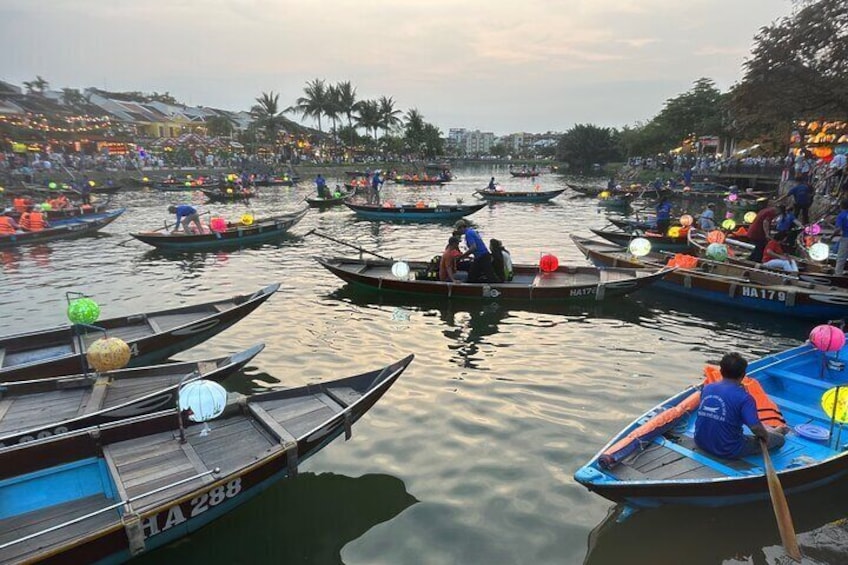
<box><xmin>760</xmin><ymin>438</ymin><xmax>802</xmax><ymax>561</ymax></box>
<box><xmin>307</xmin><ymin>229</ymin><xmax>393</xmax><ymax>260</ymax></box>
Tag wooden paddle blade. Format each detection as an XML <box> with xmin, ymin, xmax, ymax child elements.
<box><xmin>761</xmin><ymin>440</ymin><xmax>802</xmax><ymax>562</ymax></box>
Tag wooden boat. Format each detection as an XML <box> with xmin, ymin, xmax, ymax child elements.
<box><xmin>590</xmin><ymin>228</ymin><xmax>693</xmax><ymax>253</ymax></box>
<box><xmin>509</xmin><ymin>171</ymin><xmax>541</xmax><ymax>178</ymax></box>
<box><xmin>254</xmin><ymin>177</ymin><xmax>295</xmax><ymax>187</ymax></box>
<box><xmin>200</xmin><ymin>188</ymin><xmax>256</xmax><ymax>203</ymax></box>
<box><xmin>345</xmin><ymin>170</ymin><xmax>368</xmax><ymax>177</ymax></box>
<box><xmin>130</xmin><ymin>209</ymin><xmax>307</xmax><ymax>251</ymax></box>
<box><xmin>597</xmin><ymin>194</ymin><xmax>633</xmax><ymax>209</ymax></box>
<box><xmin>0</xmin><ymin>354</ymin><xmax>412</xmax><ymax>564</ymax></box>
<box><xmin>572</xmin><ymin>235</ymin><xmax>848</xmax><ymax>319</ymax></box>
<box><xmin>0</xmin><ymin>209</ymin><xmax>124</xmax><ymax>249</ymax></box>
<box><xmin>475</xmin><ymin>188</ymin><xmax>565</xmax><ymax>203</ymax></box>
<box><xmin>4</xmin><ymin>202</ymin><xmax>110</xmax><ymax>223</ymax></box>
<box><xmin>0</xmin><ymin>344</ymin><xmax>263</xmax><ymax>450</ymax></box>
<box><xmin>153</xmin><ymin>181</ymin><xmax>221</xmax><ymax>192</ymax></box>
<box><xmin>343</xmin><ymin>180</ymin><xmax>370</xmax><ymax>193</ymax></box>
<box><xmin>344</xmin><ymin>201</ymin><xmax>486</xmax><ymax>222</ymax></box>
<box><xmin>567</xmin><ymin>184</ymin><xmax>663</xmax><ymax>200</ymax></box>
<box><xmin>317</xmin><ymin>257</ymin><xmax>669</xmax><ymax>301</ymax></box>
<box><xmin>392</xmin><ymin>177</ymin><xmax>445</xmax><ymax>186</ymax></box>
<box><xmin>687</xmin><ymin>229</ymin><xmax>848</xmax><ymax>289</ymax></box>
<box><xmin>574</xmin><ymin>341</ymin><xmax>848</xmax><ymax>507</ymax></box>
<box><xmin>306</xmin><ymin>192</ymin><xmax>352</xmax><ymax>207</ymax></box>
<box><xmin>0</xmin><ymin>283</ymin><xmax>279</xmax><ymax>382</ymax></box>
<box><xmin>20</xmin><ymin>182</ymin><xmax>123</xmax><ymax>196</ymax></box>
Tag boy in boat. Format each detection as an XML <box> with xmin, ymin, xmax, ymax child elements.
<box><xmin>694</xmin><ymin>353</ymin><xmax>786</xmax><ymax>459</ymax></box>
<box><xmin>168</xmin><ymin>204</ymin><xmax>204</xmax><ymax>234</ymax></box>
<box><xmin>453</xmin><ymin>220</ymin><xmax>498</xmax><ymax>283</ymax></box>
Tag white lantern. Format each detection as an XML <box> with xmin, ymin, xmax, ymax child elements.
<box><xmin>391</xmin><ymin>261</ymin><xmax>411</xmax><ymax>279</ymax></box>
<box><xmin>809</xmin><ymin>242</ymin><xmax>830</xmax><ymax>262</ymax></box>
<box><xmin>179</xmin><ymin>380</ymin><xmax>227</xmax><ymax>436</ymax></box>
<box><xmin>628</xmin><ymin>237</ymin><xmax>652</xmax><ymax>257</ymax></box>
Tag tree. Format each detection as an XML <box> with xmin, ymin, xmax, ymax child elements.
<box><xmin>556</xmin><ymin>124</ymin><xmax>621</xmax><ymax>171</ymax></box>
<box><xmin>355</xmin><ymin>99</ymin><xmax>381</xmax><ymax>141</ymax></box>
<box><xmin>403</xmin><ymin>108</ymin><xmax>426</xmax><ymax>153</ymax></box>
<box><xmin>378</xmin><ymin>96</ymin><xmax>403</xmax><ymax>139</ymax></box>
<box><xmin>288</xmin><ymin>78</ymin><xmax>328</xmax><ymax>133</ymax></box>
<box><xmin>491</xmin><ymin>142</ymin><xmax>509</xmax><ymax>158</ymax></box>
<box><xmin>325</xmin><ymin>84</ymin><xmax>341</xmax><ymax>141</ymax></box>
<box><xmin>205</xmin><ymin>115</ymin><xmax>235</xmax><ymax>137</ymax></box>
<box><xmin>61</xmin><ymin>88</ymin><xmax>86</xmax><ymax>107</ymax></box>
<box><xmin>730</xmin><ymin>0</ymin><xmax>848</xmax><ymax>139</ymax></box>
<box><xmin>23</xmin><ymin>76</ymin><xmax>49</xmax><ymax>95</ymax></box>
<box><xmin>250</xmin><ymin>91</ymin><xmax>287</xmax><ymax>144</ymax></box>
<box><xmin>420</xmin><ymin>123</ymin><xmax>444</xmax><ymax>158</ymax></box>
<box><xmin>335</xmin><ymin>81</ymin><xmax>358</xmax><ymax>145</ymax></box>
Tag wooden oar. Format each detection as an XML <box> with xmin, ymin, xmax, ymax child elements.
<box><xmin>307</xmin><ymin>229</ymin><xmax>393</xmax><ymax>261</ymax></box>
<box><xmin>760</xmin><ymin>438</ymin><xmax>802</xmax><ymax>561</ymax></box>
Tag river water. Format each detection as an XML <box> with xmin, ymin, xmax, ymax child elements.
<box><xmin>1</xmin><ymin>167</ymin><xmax>843</xmax><ymax>565</ymax></box>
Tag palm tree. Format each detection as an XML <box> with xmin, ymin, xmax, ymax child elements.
<box><xmin>404</xmin><ymin>108</ymin><xmax>426</xmax><ymax>155</ymax></box>
<box><xmin>378</xmin><ymin>96</ymin><xmax>403</xmax><ymax>139</ymax></box>
<box><xmin>355</xmin><ymin>99</ymin><xmax>381</xmax><ymax>141</ymax></box>
<box><xmin>335</xmin><ymin>81</ymin><xmax>358</xmax><ymax>145</ymax></box>
<box><xmin>23</xmin><ymin>76</ymin><xmax>49</xmax><ymax>95</ymax></box>
<box><xmin>325</xmin><ymin>84</ymin><xmax>341</xmax><ymax>141</ymax></box>
<box><xmin>61</xmin><ymin>88</ymin><xmax>86</xmax><ymax>107</ymax></box>
<box><xmin>250</xmin><ymin>91</ymin><xmax>287</xmax><ymax>144</ymax></box>
<box><xmin>287</xmin><ymin>78</ymin><xmax>328</xmax><ymax>133</ymax></box>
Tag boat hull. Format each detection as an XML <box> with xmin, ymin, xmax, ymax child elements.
<box><xmin>476</xmin><ymin>189</ymin><xmax>565</xmax><ymax>202</ymax></box>
<box><xmin>343</xmin><ymin>202</ymin><xmax>486</xmax><ymax>222</ymax></box>
<box><xmin>0</xmin><ymin>210</ymin><xmax>124</xmax><ymax>249</ymax></box>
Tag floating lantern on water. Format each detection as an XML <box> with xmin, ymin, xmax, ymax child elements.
<box><xmin>540</xmin><ymin>254</ymin><xmax>559</xmax><ymax>272</ymax></box>
<box><xmin>809</xmin><ymin>242</ymin><xmax>830</xmax><ymax>261</ymax></box>
<box><xmin>391</xmin><ymin>261</ymin><xmax>410</xmax><ymax>279</ymax></box>
<box><xmin>706</xmin><ymin>243</ymin><xmax>729</xmax><ymax>262</ymax></box>
<box><xmin>629</xmin><ymin>237</ymin><xmax>651</xmax><ymax>257</ymax></box>
<box><xmin>67</xmin><ymin>297</ymin><xmax>100</xmax><ymax>325</ymax></box>
<box><xmin>811</xmin><ymin>324</ymin><xmax>846</xmax><ymax>352</ymax></box>
<box><xmin>86</xmin><ymin>337</ymin><xmax>131</xmax><ymax>372</ymax></box>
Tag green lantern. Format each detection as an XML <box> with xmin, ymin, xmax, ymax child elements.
<box><xmin>48</xmin><ymin>182</ymin><xmax>58</xmax><ymax>190</ymax></box>
<box><xmin>67</xmin><ymin>297</ymin><xmax>101</xmax><ymax>325</ymax></box>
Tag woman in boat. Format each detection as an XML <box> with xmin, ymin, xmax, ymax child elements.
<box><xmin>694</xmin><ymin>353</ymin><xmax>786</xmax><ymax>459</ymax></box>
<box><xmin>489</xmin><ymin>239</ymin><xmax>513</xmax><ymax>283</ymax></box>
<box><xmin>761</xmin><ymin>231</ymin><xmax>799</xmax><ymax>273</ymax></box>
<box><xmin>439</xmin><ymin>236</ymin><xmax>466</xmax><ymax>283</ymax></box>
<box><xmin>453</xmin><ymin>220</ymin><xmax>498</xmax><ymax>283</ymax></box>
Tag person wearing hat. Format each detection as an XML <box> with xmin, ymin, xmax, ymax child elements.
<box><xmin>698</xmin><ymin>203</ymin><xmax>716</xmax><ymax>231</ymax></box>
<box><xmin>453</xmin><ymin>220</ymin><xmax>498</xmax><ymax>283</ymax></box>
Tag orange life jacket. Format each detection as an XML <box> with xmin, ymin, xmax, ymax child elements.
<box><xmin>703</xmin><ymin>365</ymin><xmax>785</xmax><ymax>427</ymax></box>
<box><xmin>20</xmin><ymin>211</ymin><xmax>46</xmax><ymax>231</ymax></box>
<box><xmin>13</xmin><ymin>198</ymin><xmax>27</xmax><ymax>213</ymax></box>
<box><xmin>0</xmin><ymin>216</ymin><xmax>16</xmax><ymax>235</ymax></box>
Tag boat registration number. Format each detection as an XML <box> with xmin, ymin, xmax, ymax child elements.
<box><xmin>740</xmin><ymin>287</ymin><xmax>786</xmax><ymax>301</ymax></box>
<box><xmin>570</xmin><ymin>287</ymin><xmax>596</xmax><ymax>297</ymax></box>
<box><xmin>142</xmin><ymin>477</ymin><xmax>242</xmax><ymax>538</ymax></box>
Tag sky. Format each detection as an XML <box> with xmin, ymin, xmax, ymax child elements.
<box><xmin>0</xmin><ymin>0</ymin><xmax>794</xmax><ymax>136</ymax></box>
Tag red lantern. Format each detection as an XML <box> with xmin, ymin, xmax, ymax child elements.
<box><xmin>540</xmin><ymin>254</ymin><xmax>559</xmax><ymax>273</ymax></box>
<box><xmin>706</xmin><ymin>230</ymin><xmax>726</xmax><ymax>244</ymax></box>
<box><xmin>210</xmin><ymin>217</ymin><xmax>227</xmax><ymax>233</ymax></box>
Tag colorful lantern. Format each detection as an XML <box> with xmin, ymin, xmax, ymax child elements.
<box><xmin>48</xmin><ymin>182</ymin><xmax>57</xmax><ymax>190</ymax></box>
<box><xmin>706</xmin><ymin>230</ymin><xmax>726</xmax><ymax>244</ymax></box>
<box><xmin>727</xmin><ymin>193</ymin><xmax>738</xmax><ymax>202</ymax></box>
<box><xmin>179</xmin><ymin>380</ymin><xmax>228</xmax><ymax>422</ymax></box>
<box><xmin>810</xmin><ymin>325</ymin><xmax>846</xmax><ymax>352</ymax></box>
<box><xmin>722</xmin><ymin>219</ymin><xmax>737</xmax><ymax>231</ymax></box>
<box><xmin>184</xmin><ymin>181</ymin><xmax>192</xmax><ymax>188</ymax></box>
<box><xmin>226</xmin><ymin>188</ymin><xmax>234</xmax><ymax>195</ymax></box>
<box><xmin>679</xmin><ymin>214</ymin><xmax>693</xmax><ymax>227</ymax></box>
<box><xmin>821</xmin><ymin>387</ymin><xmax>848</xmax><ymax>424</ymax></box>
<box><xmin>86</xmin><ymin>337</ymin><xmax>131</xmax><ymax>372</ymax></box>
<box><xmin>743</xmin><ymin>211</ymin><xmax>757</xmax><ymax>224</ymax></box>
<box><xmin>706</xmin><ymin>243</ymin><xmax>729</xmax><ymax>262</ymax></box>
<box><xmin>391</xmin><ymin>261</ymin><xmax>411</xmax><ymax>279</ymax></box>
<box><xmin>240</xmin><ymin>214</ymin><xmax>254</xmax><ymax>226</ymax></box>
<box><xmin>667</xmin><ymin>226</ymin><xmax>682</xmax><ymax>238</ymax></box>
<box><xmin>598</xmin><ymin>191</ymin><xmax>610</xmax><ymax>200</ymax></box>
<box><xmin>809</xmin><ymin>242</ymin><xmax>830</xmax><ymax>261</ymax></box>
<box><xmin>210</xmin><ymin>217</ymin><xmax>227</xmax><ymax>233</ymax></box>
<box><xmin>88</xmin><ymin>181</ymin><xmax>96</xmax><ymax>187</ymax></box>
<box><xmin>67</xmin><ymin>297</ymin><xmax>100</xmax><ymax>324</ymax></box>
<box><xmin>628</xmin><ymin>237</ymin><xmax>651</xmax><ymax>257</ymax></box>
<box><xmin>142</xmin><ymin>177</ymin><xmax>149</xmax><ymax>182</ymax></box>
<box><xmin>805</xmin><ymin>224</ymin><xmax>822</xmax><ymax>236</ymax></box>
<box><xmin>540</xmin><ymin>254</ymin><xmax>559</xmax><ymax>272</ymax></box>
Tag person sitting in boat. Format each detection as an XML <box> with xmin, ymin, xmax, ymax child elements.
<box><xmin>168</xmin><ymin>204</ymin><xmax>204</xmax><ymax>234</ymax></box>
<box><xmin>453</xmin><ymin>220</ymin><xmax>498</xmax><ymax>283</ymax></box>
<box><xmin>655</xmin><ymin>197</ymin><xmax>673</xmax><ymax>234</ymax></box>
<box><xmin>490</xmin><ymin>239</ymin><xmax>513</xmax><ymax>283</ymax></box>
<box><xmin>698</xmin><ymin>203</ymin><xmax>716</xmax><ymax>231</ymax></box>
<box><xmin>488</xmin><ymin>177</ymin><xmax>497</xmax><ymax>191</ymax></box>
<box><xmin>439</xmin><ymin>236</ymin><xmax>466</xmax><ymax>283</ymax></box>
<box><xmin>694</xmin><ymin>353</ymin><xmax>786</xmax><ymax>459</ymax></box>
<box><xmin>0</xmin><ymin>214</ymin><xmax>20</xmax><ymax>235</ymax></box>
<box><xmin>18</xmin><ymin>206</ymin><xmax>49</xmax><ymax>232</ymax></box>
<box><xmin>761</xmin><ymin>231</ymin><xmax>799</xmax><ymax>273</ymax></box>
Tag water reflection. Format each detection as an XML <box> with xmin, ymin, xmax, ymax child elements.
<box><xmin>584</xmin><ymin>480</ymin><xmax>848</xmax><ymax>565</ymax></box>
<box><xmin>134</xmin><ymin>472</ymin><xmax>417</xmax><ymax>565</ymax></box>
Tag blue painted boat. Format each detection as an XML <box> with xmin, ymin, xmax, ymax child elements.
<box><xmin>344</xmin><ymin>201</ymin><xmax>486</xmax><ymax>222</ymax></box>
<box><xmin>573</xmin><ymin>235</ymin><xmax>848</xmax><ymax>319</ymax></box>
<box><xmin>0</xmin><ymin>354</ymin><xmax>412</xmax><ymax>563</ymax></box>
<box><xmin>574</xmin><ymin>340</ymin><xmax>848</xmax><ymax>507</ymax></box>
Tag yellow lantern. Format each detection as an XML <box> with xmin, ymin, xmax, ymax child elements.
<box><xmin>743</xmin><ymin>211</ymin><xmax>757</xmax><ymax>224</ymax></box>
<box><xmin>240</xmin><ymin>213</ymin><xmax>254</xmax><ymax>226</ymax></box>
<box><xmin>667</xmin><ymin>226</ymin><xmax>682</xmax><ymax>238</ymax></box>
<box><xmin>86</xmin><ymin>337</ymin><xmax>131</xmax><ymax>372</ymax></box>
<box><xmin>598</xmin><ymin>191</ymin><xmax>610</xmax><ymax>200</ymax></box>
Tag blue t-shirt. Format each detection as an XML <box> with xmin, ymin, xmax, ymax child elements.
<box><xmin>656</xmin><ymin>201</ymin><xmax>672</xmax><ymax>221</ymax></box>
<box><xmin>174</xmin><ymin>205</ymin><xmax>196</xmax><ymax>222</ymax></box>
<box><xmin>372</xmin><ymin>174</ymin><xmax>382</xmax><ymax>189</ymax></box>
<box><xmin>788</xmin><ymin>183</ymin><xmax>812</xmax><ymax>206</ymax></box>
<box><xmin>683</xmin><ymin>169</ymin><xmax>693</xmax><ymax>185</ymax></box>
<box><xmin>315</xmin><ymin>176</ymin><xmax>327</xmax><ymax>189</ymax></box>
<box><xmin>694</xmin><ymin>381</ymin><xmax>759</xmax><ymax>458</ymax></box>
<box><xmin>837</xmin><ymin>210</ymin><xmax>848</xmax><ymax>237</ymax></box>
<box><xmin>776</xmin><ymin>212</ymin><xmax>795</xmax><ymax>233</ymax></box>
<box><xmin>464</xmin><ymin>228</ymin><xmax>489</xmax><ymax>257</ymax></box>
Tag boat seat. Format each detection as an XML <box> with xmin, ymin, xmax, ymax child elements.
<box><xmin>768</xmin><ymin>393</ymin><xmax>826</xmax><ymax>421</ymax></box>
<box><xmin>765</xmin><ymin>368</ymin><xmax>838</xmax><ymax>391</ymax></box>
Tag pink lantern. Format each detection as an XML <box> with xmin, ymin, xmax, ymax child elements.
<box><xmin>805</xmin><ymin>224</ymin><xmax>822</xmax><ymax>236</ymax></box>
<box><xmin>727</xmin><ymin>193</ymin><xmax>738</xmax><ymax>202</ymax></box>
<box><xmin>540</xmin><ymin>254</ymin><xmax>559</xmax><ymax>273</ymax></box>
<box><xmin>725</xmin><ymin>212</ymin><xmax>735</xmax><ymax>219</ymax></box>
<box><xmin>810</xmin><ymin>324</ymin><xmax>846</xmax><ymax>352</ymax></box>
<box><xmin>210</xmin><ymin>217</ymin><xmax>227</xmax><ymax>233</ymax></box>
